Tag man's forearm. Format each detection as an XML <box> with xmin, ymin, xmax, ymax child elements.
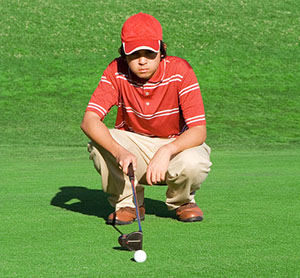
<box><xmin>166</xmin><ymin>125</ymin><xmax>207</xmax><ymax>156</ymax></box>
<box><xmin>80</xmin><ymin>111</ymin><xmax>122</xmax><ymax>157</ymax></box>
<box><xmin>81</xmin><ymin>111</ymin><xmax>138</xmax><ymax>173</ymax></box>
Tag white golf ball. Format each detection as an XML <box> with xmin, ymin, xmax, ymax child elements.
<box><xmin>134</xmin><ymin>250</ymin><xmax>147</xmax><ymax>263</ymax></box>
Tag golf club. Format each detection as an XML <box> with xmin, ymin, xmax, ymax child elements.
<box><xmin>110</xmin><ymin>163</ymin><xmax>143</xmax><ymax>251</ymax></box>
<box><xmin>127</xmin><ymin>163</ymin><xmax>143</xmax><ymax>233</ymax></box>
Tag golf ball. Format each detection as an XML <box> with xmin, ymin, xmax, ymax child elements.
<box><xmin>134</xmin><ymin>250</ymin><xmax>147</xmax><ymax>263</ymax></box>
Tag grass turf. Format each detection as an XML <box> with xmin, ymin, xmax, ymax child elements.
<box><xmin>1</xmin><ymin>0</ymin><xmax>300</xmax><ymax>277</ymax></box>
<box><xmin>1</xmin><ymin>146</ymin><xmax>300</xmax><ymax>277</ymax></box>
<box><xmin>1</xmin><ymin>0</ymin><xmax>299</xmax><ymax>148</ymax></box>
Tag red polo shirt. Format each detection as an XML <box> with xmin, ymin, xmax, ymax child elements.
<box><xmin>86</xmin><ymin>56</ymin><xmax>206</xmax><ymax>138</ymax></box>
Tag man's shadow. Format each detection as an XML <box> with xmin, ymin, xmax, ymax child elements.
<box><xmin>50</xmin><ymin>186</ymin><xmax>176</xmax><ymax>220</ymax></box>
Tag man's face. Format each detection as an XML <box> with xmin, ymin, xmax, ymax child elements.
<box><xmin>126</xmin><ymin>50</ymin><xmax>161</xmax><ymax>80</ymax></box>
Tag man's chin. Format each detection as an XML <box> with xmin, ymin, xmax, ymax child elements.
<box><xmin>136</xmin><ymin>72</ymin><xmax>153</xmax><ymax>80</ymax></box>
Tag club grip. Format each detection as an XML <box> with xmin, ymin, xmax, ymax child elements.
<box><xmin>128</xmin><ymin>163</ymin><xmax>134</xmax><ymax>181</ymax></box>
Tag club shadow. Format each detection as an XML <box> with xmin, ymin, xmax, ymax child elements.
<box><xmin>112</xmin><ymin>246</ymin><xmax>130</xmax><ymax>252</ymax></box>
<box><xmin>50</xmin><ymin>186</ymin><xmax>176</xmax><ymax>220</ymax></box>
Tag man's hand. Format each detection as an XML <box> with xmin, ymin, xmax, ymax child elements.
<box><xmin>115</xmin><ymin>145</ymin><xmax>137</xmax><ymax>175</ymax></box>
<box><xmin>146</xmin><ymin>144</ymin><xmax>175</xmax><ymax>185</ymax></box>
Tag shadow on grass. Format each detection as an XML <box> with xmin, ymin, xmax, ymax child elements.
<box><xmin>50</xmin><ymin>186</ymin><xmax>176</xmax><ymax>221</ymax></box>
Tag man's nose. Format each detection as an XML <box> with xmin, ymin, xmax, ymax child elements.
<box><xmin>138</xmin><ymin>56</ymin><xmax>147</xmax><ymax>65</ymax></box>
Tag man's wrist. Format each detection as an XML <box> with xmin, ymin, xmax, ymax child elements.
<box><xmin>110</xmin><ymin>141</ymin><xmax>124</xmax><ymax>158</ymax></box>
<box><xmin>163</xmin><ymin>142</ymin><xmax>178</xmax><ymax>156</ymax></box>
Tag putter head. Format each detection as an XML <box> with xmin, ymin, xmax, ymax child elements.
<box><xmin>118</xmin><ymin>231</ymin><xmax>143</xmax><ymax>251</ymax></box>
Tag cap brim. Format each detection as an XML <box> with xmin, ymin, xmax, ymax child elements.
<box><xmin>123</xmin><ymin>40</ymin><xmax>160</xmax><ymax>55</ymax></box>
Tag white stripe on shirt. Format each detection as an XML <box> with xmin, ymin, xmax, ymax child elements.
<box><xmin>185</xmin><ymin>115</ymin><xmax>206</xmax><ymax>125</ymax></box>
<box><xmin>87</xmin><ymin>102</ymin><xmax>107</xmax><ymax>115</ymax></box>
<box><xmin>124</xmin><ymin>106</ymin><xmax>179</xmax><ymax>120</ymax></box>
<box><xmin>186</xmin><ymin>114</ymin><xmax>206</xmax><ymax>121</ymax></box>
<box><xmin>179</xmin><ymin>83</ymin><xmax>200</xmax><ymax>97</ymax></box>
<box><xmin>115</xmin><ymin>121</ymin><xmax>126</xmax><ymax>129</ymax></box>
<box><xmin>101</xmin><ymin>79</ymin><xmax>113</xmax><ymax>85</ymax></box>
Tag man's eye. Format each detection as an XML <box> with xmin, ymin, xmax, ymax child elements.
<box><xmin>130</xmin><ymin>52</ymin><xmax>139</xmax><ymax>57</ymax></box>
<box><xmin>145</xmin><ymin>51</ymin><xmax>157</xmax><ymax>58</ymax></box>
<box><xmin>128</xmin><ymin>53</ymin><xmax>138</xmax><ymax>59</ymax></box>
<box><xmin>128</xmin><ymin>51</ymin><xmax>157</xmax><ymax>59</ymax></box>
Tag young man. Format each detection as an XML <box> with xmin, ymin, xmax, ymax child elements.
<box><xmin>81</xmin><ymin>13</ymin><xmax>212</xmax><ymax>225</ymax></box>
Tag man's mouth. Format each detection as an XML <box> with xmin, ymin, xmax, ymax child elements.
<box><xmin>139</xmin><ymin>68</ymin><xmax>148</xmax><ymax>73</ymax></box>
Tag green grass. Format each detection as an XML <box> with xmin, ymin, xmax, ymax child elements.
<box><xmin>1</xmin><ymin>0</ymin><xmax>299</xmax><ymax>148</ymax></box>
<box><xmin>1</xmin><ymin>0</ymin><xmax>300</xmax><ymax>277</ymax></box>
<box><xmin>1</xmin><ymin>146</ymin><xmax>300</xmax><ymax>277</ymax></box>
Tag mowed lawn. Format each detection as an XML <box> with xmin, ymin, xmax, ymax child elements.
<box><xmin>1</xmin><ymin>145</ymin><xmax>299</xmax><ymax>277</ymax></box>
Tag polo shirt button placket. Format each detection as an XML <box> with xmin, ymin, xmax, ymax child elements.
<box><xmin>145</xmin><ymin>92</ymin><xmax>150</xmax><ymax>110</ymax></box>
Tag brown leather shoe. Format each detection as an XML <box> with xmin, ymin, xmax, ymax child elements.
<box><xmin>176</xmin><ymin>203</ymin><xmax>203</xmax><ymax>222</ymax></box>
<box><xmin>106</xmin><ymin>205</ymin><xmax>145</xmax><ymax>225</ymax></box>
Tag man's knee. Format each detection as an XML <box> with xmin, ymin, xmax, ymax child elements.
<box><xmin>167</xmin><ymin>146</ymin><xmax>212</xmax><ymax>184</ymax></box>
<box><xmin>185</xmin><ymin>158</ymin><xmax>211</xmax><ymax>176</ymax></box>
<box><xmin>87</xmin><ymin>142</ymin><xmax>103</xmax><ymax>174</ymax></box>
<box><xmin>180</xmin><ymin>159</ymin><xmax>211</xmax><ymax>185</ymax></box>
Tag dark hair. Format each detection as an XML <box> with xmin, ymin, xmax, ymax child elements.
<box><xmin>118</xmin><ymin>41</ymin><xmax>167</xmax><ymax>59</ymax></box>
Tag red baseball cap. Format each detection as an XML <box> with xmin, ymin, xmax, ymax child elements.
<box><xmin>121</xmin><ymin>13</ymin><xmax>163</xmax><ymax>55</ymax></box>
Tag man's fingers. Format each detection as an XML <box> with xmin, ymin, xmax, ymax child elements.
<box><xmin>146</xmin><ymin>170</ymin><xmax>152</xmax><ymax>185</ymax></box>
<box><xmin>132</xmin><ymin>161</ymin><xmax>137</xmax><ymax>172</ymax></box>
<box><xmin>119</xmin><ymin>160</ymin><xmax>137</xmax><ymax>175</ymax></box>
<box><xmin>146</xmin><ymin>167</ymin><xmax>166</xmax><ymax>185</ymax></box>
<box><xmin>123</xmin><ymin>161</ymin><xmax>132</xmax><ymax>175</ymax></box>
<box><xmin>160</xmin><ymin>172</ymin><xmax>166</xmax><ymax>183</ymax></box>
<box><xmin>155</xmin><ymin>172</ymin><xmax>165</xmax><ymax>184</ymax></box>
<box><xmin>118</xmin><ymin>161</ymin><xmax>124</xmax><ymax>170</ymax></box>
<box><xmin>154</xmin><ymin>172</ymin><xmax>160</xmax><ymax>184</ymax></box>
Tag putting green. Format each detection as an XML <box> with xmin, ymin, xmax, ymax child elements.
<box><xmin>1</xmin><ymin>146</ymin><xmax>299</xmax><ymax>277</ymax></box>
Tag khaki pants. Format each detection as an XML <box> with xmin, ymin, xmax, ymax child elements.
<box><xmin>87</xmin><ymin>129</ymin><xmax>212</xmax><ymax>211</ymax></box>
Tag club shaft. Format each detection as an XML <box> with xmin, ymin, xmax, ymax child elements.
<box><xmin>113</xmin><ymin>225</ymin><xmax>123</xmax><ymax>235</ymax></box>
<box><xmin>128</xmin><ymin>163</ymin><xmax>142</xmax><ymax>232</ymax></box>
<box><xmin>130</xmin><ymin>179</ymin><xmax>142</xmax><ymax>232</ymax></box>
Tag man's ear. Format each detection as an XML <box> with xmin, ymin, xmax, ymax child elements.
<box><xmin>160</xmin><ymin>41</ymin><xmax>167</xmax><ymax>58</ymax></box>
<box><xmin>163</xmin><ymin>42</ymin><xmax>167</xmax><ymax>52</ymax></box>
<box><xmin>161</xmin><ymin>43</ymin><xmax>167</xmax><ymax>57</ymax></box>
